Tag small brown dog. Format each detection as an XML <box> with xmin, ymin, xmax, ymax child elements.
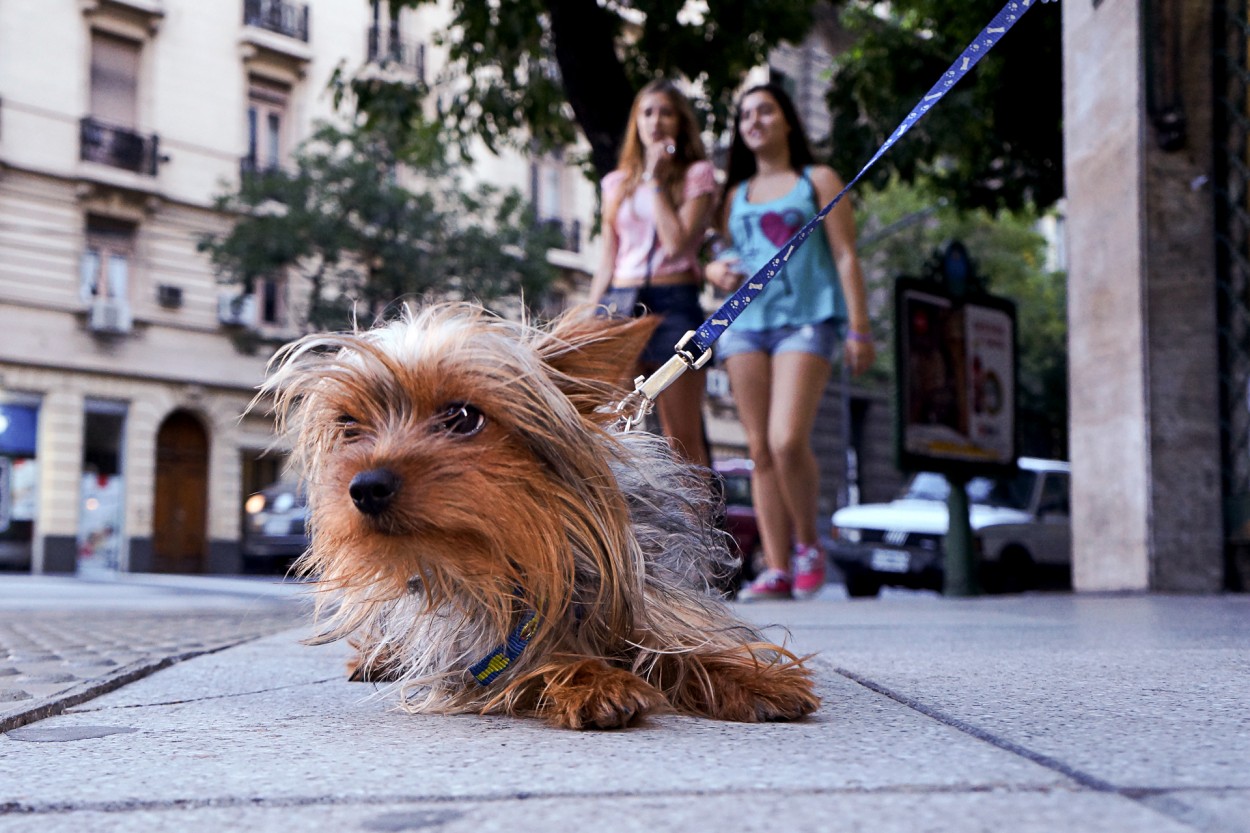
<box><xmin>263</xmin><ymin>302</ymin><xmax>819</xmax><ymax>729</ymax></box>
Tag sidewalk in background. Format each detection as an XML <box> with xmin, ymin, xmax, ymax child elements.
<box><xmin>1</xmin><ymin>577</ymin><xmax>1247</xmax><ymax>833</ymax></box>
<box><xmin>0</xmin><ymin>574</ymin><xmax>307</xmax><ymax>731</ymax></box>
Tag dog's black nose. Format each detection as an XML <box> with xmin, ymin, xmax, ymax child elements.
<box><xmin>349</xmin><ymin>468</ymin><xmax>400</xmax><ymax>516</ymax></box>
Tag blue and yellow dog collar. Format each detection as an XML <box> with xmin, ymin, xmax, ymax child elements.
<box><xmin>469</xmin><ymin>609</ymin><xmax>539</xmax><ymax>686</ymax></box>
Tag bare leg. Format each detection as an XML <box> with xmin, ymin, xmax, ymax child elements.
<box><xmin>766</xmin><ymin>351</ymin><xmax>833</xmax><ymax>545</ymax></box>
<box><xmin>655</xmin><ymin>367</ymin><xmax>709</xmax><ymax>468</ymax></box>
<box><xmin>725</xmin><ymin>351</ymin><xmax>791</xmax><ymax>573</ymax></box>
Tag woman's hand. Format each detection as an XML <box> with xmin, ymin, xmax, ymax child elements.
<box><xmin>845</xmin><ymin>333</ymin><xmax>876</xmax><ymax>377</ymax></box>
<box><xmin>705</xmin><ymin>258</ymin><xmax>744</xmax><ymax>292</ymax></box>
<box><xmin>644</xmin><ymin>136</ymin><xmax>676</xmax><ymax>181</ymax></box>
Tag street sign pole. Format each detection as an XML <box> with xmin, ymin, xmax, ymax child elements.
<box><xmin>944</xmin><ymin>473</ymin><xmax>978</xmax><ymax>597</ymax></box>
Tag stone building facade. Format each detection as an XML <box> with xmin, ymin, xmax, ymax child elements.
<box><xmin>1063</xmin><ymin>0</ymin><xmax>1236</xmax><ymax>590</ymax></box>
<box><xmin>0</xmin><ymin>0</ymin><xmax>599</xmax><ymax>575</ymax></box>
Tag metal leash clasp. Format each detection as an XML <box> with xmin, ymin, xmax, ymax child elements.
<box><xmin>616</xmin><ymin>331</ymin><xmax>713</xmax><ymax>432</ymax></box>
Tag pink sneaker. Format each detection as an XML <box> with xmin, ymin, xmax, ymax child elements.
<box><xmin>739</xmin><ymin>568</ymin><xmax>793</xmax><ymax>601</ymax></box>
<box><xmin>792</xmin><ymin>543</ymin><xmax>827</xmax><ymax>599</ymax></box>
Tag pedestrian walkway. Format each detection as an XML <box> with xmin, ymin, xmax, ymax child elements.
<box><xmin>0</xmin><ymin>578</ymin><xmax>1246</xmax><ymax>833</ymax></box>
<box><xmin>0</xmin><ymin>574</ymin><xmax>307</xmax><ymax>732</ymax></box>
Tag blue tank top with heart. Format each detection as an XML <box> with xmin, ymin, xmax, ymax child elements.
<box><xmin>722</xmin><ymin>168</ymin><xmax>844</xmax><ymax>331</ymax></box>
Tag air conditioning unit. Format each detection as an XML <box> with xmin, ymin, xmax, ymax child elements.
<box><xmin>156</xmin><ymin>284</ymin><xmax>183</xmax><ymax>308</ymax></box>
<box><xmin>217</xmin><ymin>293</ymin><xmax>257</xmax><ymax>327</ymax></box>
<box><xmin>88</xmin><ymin>298</ymin><xmax>133</xmax><ymax>334</ymax></box>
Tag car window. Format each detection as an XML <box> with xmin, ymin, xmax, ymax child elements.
<box><xmin>971</xmin><ymin>470</ymin><xmax>1037</xmax><ymax>510</ymax></box>
<box><xmin>902</xmin><ymin>469</ymin><xmax>1037</xmax><ymax>510</ymax></box>
<box><xmin>902</xmin><ymin>472</ymin><xmax>949</xmax><ymax>501</ymax></box>
<box><xmin>721</xmin><ymin>474</ymin><xmax>752</xmax><ymax>507</ymax></box>
<box><xmin>1038</xmin><ymin>473</ymin><xmax>1070</xmax><ymax>515</ymax></box>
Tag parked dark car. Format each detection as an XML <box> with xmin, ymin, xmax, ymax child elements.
<box><xmin>241</xmin><ymin>479</ymin><xmax>309</xmax><ymax>573</ymax></box>
<box><xmin>714</xmin><ymin>458</ymin><xmax>762</xmax><ymax>587</ymax></box>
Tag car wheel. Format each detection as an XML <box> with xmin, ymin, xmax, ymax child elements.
<box><xmin>996</xmin><ymin>546</ymin><xmax>1035</xmax><ymax>593</ymax></box>
<box><xmin>845</xmin><ymin>571</ymin><xmax>882</xmax><ymax>598</ymax></box>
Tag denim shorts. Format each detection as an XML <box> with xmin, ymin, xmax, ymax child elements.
<box><xmin>715</xmin><ymin>318</ymin><xmax>844</xmax><ymax>361</ymax></box>
<box><xmin>600</xmin><ymin>284</ymin><xmax>705</xmax><ymax>366</ymax></box>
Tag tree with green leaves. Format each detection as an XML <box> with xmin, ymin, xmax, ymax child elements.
<box><xmin>344</xmin><ymin>1</ymin><xmax>1060</xmax><ymax>211</ymax></box>
<box><xmin>856</xmin><ymin>178</ymin><xmax>1068</xmax><ymax>458</ymax></box>
<box><xmin>346</xmin><ymin>0</ymin><xmax>821</xmax><ymax>179</ymax></box>
<box><xmin>826</xmin><ymin>0</ymin><xmax>1062</xmax><ymax>213</ymax></box>
<box><xmin>199</xmin><ymin>122</ymin><xmax>561</xmax><ymax>337</ymax></box>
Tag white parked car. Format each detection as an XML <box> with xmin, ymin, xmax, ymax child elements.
<box><xmin>830</xmin><ymin>458</ymin><xmax>1071</xmax><ymax>597</ymax></box>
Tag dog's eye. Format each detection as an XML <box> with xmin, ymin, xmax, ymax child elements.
<box><xmin>336</xmin><ymin>414</ymin><xmax>363</xmax><ymax>439</ymax></box>
<box><xmin>435</xmin><ymin>402</ymin><xmax>485</xmax><ymax>437</ymax></box>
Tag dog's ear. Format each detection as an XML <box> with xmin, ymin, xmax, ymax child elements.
<box><xmin>539</xmin><ymin>306</ymin><xmax>661</xmax><ymax>405</ymax></box>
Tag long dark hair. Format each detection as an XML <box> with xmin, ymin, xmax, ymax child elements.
<box><xmin>721</xmin><ymin>83</ymin><xmax>817</xmax><ymax>207</ymax></box>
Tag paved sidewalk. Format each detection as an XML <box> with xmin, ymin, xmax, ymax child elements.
<box><xmin>0</xmin><ymin>574</ymin><xmax>307</xmax><ymax>731</ymax></box>
<box><xmin>0</xmin><ymin>580</ymin><xmax>1247</xmax><ymax>833</ymax></box>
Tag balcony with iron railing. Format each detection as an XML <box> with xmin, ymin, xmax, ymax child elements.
<box><xmin>239</xmin><ymin>153</ymin><xmax>294</xmax><ymax>202</ymax></box>
<box><xmin>239</xmin><ymin>153</ymin><xmax>286</xmax><ymax>178</ymax></box>
<box><xmin>244</xmin><ymin>0</ymin><xmax>309</xmax><ymax>42</ymax></box>
<box><xmin>79</xmin><ymin>117</ymin><xmax>160</xmax><ymax>176</ymax></box>
<box><xmin>366</xmin><ymin>25</ymin><xmax>425</xmax><ymax>82</ymax></box>
<box><xmin>541</xmin><ymin>217</ymin><xmax>581</xmax><ymax>253</ymax></box>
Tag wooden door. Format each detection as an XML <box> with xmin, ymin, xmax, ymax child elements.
<box><xmin>152</xmin><ymin>411</ymin><xmax>208</xmax><ymax>573</ymax></box>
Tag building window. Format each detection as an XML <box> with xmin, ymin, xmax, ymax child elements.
<box><xmin>82</xmin><ymin>31</ymin><xmax>159</xmax><ymax>175</ymax></box>
<box><xmin>245</xmin><ymin>80</ymin><xmax>289</xmax><ymax>173</ymax></box>
<box><xmin>80</xmin><ymin>216</ymin><xmax>135</xmax><ymax>304</ymax></box>
<box><xmin>90</xmin><ymin>31</ymin><xmax>140</xmax><ymax>128</ymax></box>
<box><xmin>0</xmin><ymin>398</ymin><xmax>40</xmax><ymax>573</ymax></box>
<box><xmin>529</xmin><ymin>152</ymin><xmax>579</xmax><ymax>252</ymax></box>
<box><xmin>529</xmin><ymin>153</ymin><xmax>563</xmax><ymax>218</ymax></box>
<box><xmin>255</xmin><ymin>275</ymin><xmax>288</xmax><ymax>328</ymax></box>
<box><xmin>80</xmin><ymin>401</ymin><xmax>127</xmax><ymax>574</ymax></box>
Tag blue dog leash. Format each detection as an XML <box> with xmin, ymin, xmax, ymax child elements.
<box><xmin>618</xmin><ymin>0</ymin><xmax>1056</xmax><ymax>430</ymax></box>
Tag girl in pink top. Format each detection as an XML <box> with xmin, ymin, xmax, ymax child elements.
<box><xmin>589</xmin><ymin>79</ymin><xmax>717</xmax><ymax>468</ymax></box>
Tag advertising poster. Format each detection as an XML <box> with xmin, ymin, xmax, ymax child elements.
<box><xmin>897</xmin><ymin>279</ymin><xmax>1017</xmax><ymax>473</ymax></box>
<box><xmin>964</xmin><ymin>304</ymin><xmax>1015</xmax><ymax>462</ymax></box>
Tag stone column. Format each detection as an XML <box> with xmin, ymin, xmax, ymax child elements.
<box><xmin>1063</xmin><ymin>0</ymin><xmax>1223</xmax><ymax>590</ymax></box>
<box><xmin>33</xmin><ymin>388</ymin><xmax>84</xmax><ymax>573</ymax></box>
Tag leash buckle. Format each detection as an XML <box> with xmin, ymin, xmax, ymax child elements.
<box><xmin>673</xmin><ymin>330</ymin><xmax>713</xmax><ymax>371</ymax></box>
<box><xmin>615</xmin><ymin>331</ymin><xmax>711</xmax><ymax>433</ymax></box>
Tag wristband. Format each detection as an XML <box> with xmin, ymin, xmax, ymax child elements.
<box><xmin>847</xmin><ymin>330</ymin><xmax>872</xmax><ymax>344</ymax></box>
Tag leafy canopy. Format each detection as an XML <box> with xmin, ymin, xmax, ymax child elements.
<box><xmin>343</xmin><ymin>1</ymin><xmax>1061</xmax><ymax>211</ymax></box>
<box><xmin>827</xmin><ymin>0</ymin><xmax>1062</xmax><ymax>212</ymax></box>
<box><xmin>349</xmin><ymin>0</ymin><xmax>820</xmax><ymax>179</ymax></box>
<box><xmin>199</xmin><ymin>122</ymin><xmax>561</xmax><ymax>335</ymax></box>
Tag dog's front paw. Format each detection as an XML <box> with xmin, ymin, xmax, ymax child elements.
<box><xmin>676</xmin><ymin>649</ymin><xmax>821</xmax><ymax>722</ymax></box>
<box><xmin>542</xmin><ymin>660</ymin><xmax>666</xmax><ymax>730</ymax></box>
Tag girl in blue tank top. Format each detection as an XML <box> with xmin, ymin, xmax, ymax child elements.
<box><xmin>725</xmin><ymin>168</ymin><xmax>844</xmax><ymax>330</ymax></box>
<box><xmin>705</xmin><ymin>83</ymin><xmax>876</xmax><ymax>602</ymax></box>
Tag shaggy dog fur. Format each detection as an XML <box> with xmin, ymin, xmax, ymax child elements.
<box><xmin>262</xmin><ymin>302</ymin><xmax>819</xmax><ymax>729</ymax></box>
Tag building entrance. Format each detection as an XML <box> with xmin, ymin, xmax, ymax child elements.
<box><xmin>152</xmin><ymin>410</ymin><xmax>209</xmax><ymax>573</ymax></box>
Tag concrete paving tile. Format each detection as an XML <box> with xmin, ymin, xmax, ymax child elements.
<box><xmin>0</xmin><ymin>790</ymin><xmax>1204</xmax><ymax>833</ymax></box>
<box><xmin>1138</xmin><ymin>789</ymin><xmax>1250</xmax><ymax>833</ymax></box>
<box><xmin>1</xmin><ymin>632</ymin><xmax>1070</xmax><ymax>808</ymax></box>
<box><xmin>0</xmin><ymin>604</ymin><xmax>307</xmax><ymax>731</ymax></box>
<box><xmin>827</xmin><ymin>650</ymin><xmax>1250</xmax><ymax>789</ymax></box>
<box><xmin>743</xmin><ymin>597</ymin><xmax>1250</xmax><ymax>794</ymax></box>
